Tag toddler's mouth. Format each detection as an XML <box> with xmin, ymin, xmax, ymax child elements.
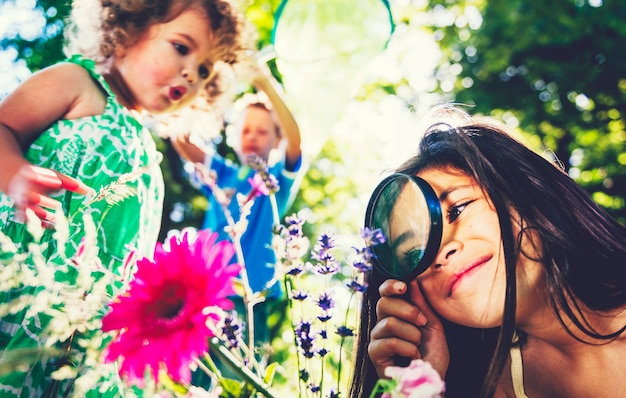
<box><xmin>169</xmin><ymin>86</ymin><xmax>186</xmax><ymax>101</ymax></box>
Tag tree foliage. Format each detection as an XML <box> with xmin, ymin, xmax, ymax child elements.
<box><xmin>1</xmin><ymin>0</ymin><xmax>70</xmax><ymax>73</ymax></box>
<box><xmin>427</xmin><ymin>0</ymin><xmax>626</xmax><ymax>222</ymax></box>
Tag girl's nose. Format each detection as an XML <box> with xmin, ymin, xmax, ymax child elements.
<box><xmin>432</xmin><ymin>239</ymin><xmax>461</xmax><ymax>271</ymax></box>
<box><xmin>182</xmin><ymin>59</ymin><xmax>199</xmax><ymax>84</ymax></box>
<box><xmin>182</xmin><ymin>68</ymin><xmax>196</xmax><ymax>84</ymax></box>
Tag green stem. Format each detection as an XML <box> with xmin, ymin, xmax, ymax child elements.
<box><xmin>368</xmin><ymin>378</ymin><xmax>396</xmax><ymax>398</ymax></box>
<box><xmin>198</xmin><ymin>353</ymin><xmax>221</xmax><ymax>379</ymax></box>
<box><xmin>337</xmin><ymin>292</ymin><xmax>355</xmax><ymax>393</ymax></box>
<box><xmin>285</xmin><ymin>276</ymin><xmax>305</xmax><ymax>398</ymax></box>
<box><xmin>236</xmin><ymin>249</ymin><xmax>256</xmax><ymax>362</ymax></box>
<box><xmin>216</xmin><ymin>190</ymin><xmax>257</xmax><ymax>363</ymax></box>
<box><xmin>319</xmin><ymin>331</ymin><xmax>326</xmax><ymax>396</ymax></box>
<box><xmin>209</xmin><ymin>338</ymin><xmax>276</xmax><ymax>398</ymax></box>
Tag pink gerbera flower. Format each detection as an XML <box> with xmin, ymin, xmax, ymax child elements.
<box><xmin>102</xmin><ymin>230</ymin><xmax>241</xmax><ymax>386</ymax></box>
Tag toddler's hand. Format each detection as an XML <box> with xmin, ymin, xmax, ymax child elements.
<box><xmin>8</xmin><ymin>164</ymin><xmax>93</xmax><ymax>223</ymax></box>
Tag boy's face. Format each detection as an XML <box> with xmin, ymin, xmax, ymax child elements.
<box><xmin>239</xmin><ymin>106</ymin><xmax>280</xmax><ymax>161</ymax></box>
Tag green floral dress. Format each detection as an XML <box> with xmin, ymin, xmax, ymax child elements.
<box><xmin>0</xmin><ymin>55</ymin><xmax>164</xmax><ymax>397</ymax></box>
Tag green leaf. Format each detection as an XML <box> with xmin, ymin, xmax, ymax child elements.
<box><xmin>219</xmin><ymin>377</ymin><xmax>244</xmax><ymax>398</ymax></box>
<box><xmin>263</xmin><ymin>362</ymin><xmax>278</xmax><ymax>385</ymax></box>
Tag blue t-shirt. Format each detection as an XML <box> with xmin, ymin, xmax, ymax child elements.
<box><xmin>200</xmin><ymin>154</ymin><xmax>302</xmax><ymax>297</ymax></box>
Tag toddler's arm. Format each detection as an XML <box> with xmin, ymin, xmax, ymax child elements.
<box><xmin>0</xmin><ymin>63</ymin><xmax>99</xmax><ymax>222</ymax></box>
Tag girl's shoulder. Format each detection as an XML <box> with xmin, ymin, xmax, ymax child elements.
<box><xmin>38</xmin><ymin>60</ymin><xmax>92</xmax><ymax>80</ymax></box>
<box><xmin>0</xmin><ymin>60</ymin><xmax>105</xmax><ymax>133</ymax></box>
<box><xmin>32</xmin><ymin>61</ymin><xmax>100</xmax><ymax>99</ymax></box>
<box><xmin>25</xmin><ymin>62</ymin><xmax>74</xmax><ymax>85</ymax></box>
<box><xmin>41</xmin><ymin>55</ymin><xmax>109</xmax><ymax>94</ymax></box>
<box><xmin>43</xmin><ymin>61</ymin><xmax>108</xmax><ymax>120</ymax></box>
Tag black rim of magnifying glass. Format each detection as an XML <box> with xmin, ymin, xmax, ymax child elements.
<box><xmin>364</xmin><ymin>173</ymin><xmax>443</xmax><ymax>281</ymax></box>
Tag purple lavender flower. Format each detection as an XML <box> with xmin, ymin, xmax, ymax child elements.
<box><xmin>300</xmin><ymin>369</ymin><xmax>310</xmax><ymax>382</ymax></box>
<box><xmin>296</xmin><ymin>320</ymin><xmax>315</xmax><ymax>358</ymax></box>
<box><xmin>246</xmin><ymin>154</ymin><xmax>280</xmax><ymax>194</ymax></box>
<box><xmin>285</xmin><ymin>214</ymin><xmax>305</xmax><ymax>234</ymax></box>
<box><xmin>310</xmin><ymin>232</ymin><xmax>341</xmax><ymax>275</ymax></box>
<box><xmin>361</xmin><ymin>227</ymin><xmax>386</xmax><ymax>246</ymax></box>
<box><xmin>316</xmin><ymin>291</ymin><xmax>335</xmax><ymax>311</ymax></box>
<box><xmin>311</xmin><ymin>252</ymin><xmax>339</xmax><ymax>275</ymax></box>
<box><xmin>317</xmin><ymin>312</ymin><xmax>332</xmax><ymax>323</ymax></box>
<box><xmin>222</xmin><ymin>312</ymin><xmax>244</xmax><ymax>349</ymax></box>
<box><xmin>353</xmin><ymin>246</ymin><xmax>375</xmax><ymax>263</ymax></box>
<box><xmin>291</xmin><ymin>290</ymin><xmax>309</xmax><ymax>301</ymax></box>
<box><xmin>315</xmin><ymin>233</ymin><xmax>336</xmax><ymax>252</ymax></box>
<box><xmin>351</xmin><ymin>260</ymin><xmax>372</xmax><ymax>273</ymax></box>
<box><xmin>336</xmin><ymin>325</ymin><xmax>354</xmax><ymax>337</ymax></box>
<box><xmin>347</xmin><ymin>280</ymin><xmax>367</xmax><ymax>293</ymax></box>
<box><xmin>297</xmin><ymin>320</ymin><xmax>311</xmax><ymax>335</ymax></box>
<box><xmin>286</xmin><ymin>263</ymin><xmax>305</xmax><ymax>276</ymax></box>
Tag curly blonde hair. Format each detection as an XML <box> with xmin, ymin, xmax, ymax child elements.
<box><xmin>65</xmin><ymin>0</ymin><xmax>252</xmax><ymax>103</ymax></box>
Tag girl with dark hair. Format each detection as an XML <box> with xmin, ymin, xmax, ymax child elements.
<box><xmin>351</xmin><ymin>109</ymin><xmax>626</xmax><ymax>398</ymax></box>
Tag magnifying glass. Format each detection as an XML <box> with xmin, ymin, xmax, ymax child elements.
<box><xmin>364</xmin><ymin>173</ymin><xmax>443</xmax><ymax>281</ymax></box>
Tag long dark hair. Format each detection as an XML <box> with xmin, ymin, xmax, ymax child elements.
<box><xmin>350</xmin><ymin>114</ymin><xmax>626</xmax><ymax>398</ymax></box>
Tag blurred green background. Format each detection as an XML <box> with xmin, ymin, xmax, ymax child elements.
<box><xmin>2</xmin><ymin>0</ymin><xmax>624</xmax><ymax>241</ymax></box>
<box><xmin>2</xmin><ymin>0</ymin><xmax>624</xmax><ymax>243</ymax></box>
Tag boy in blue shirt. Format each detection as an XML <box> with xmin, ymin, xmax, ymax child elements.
<box><xmin>173</xmin><ymin>60</ymin><xmax>303</xmax><ymax>345</ymax></box>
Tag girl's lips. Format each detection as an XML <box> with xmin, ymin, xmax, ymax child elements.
<box><xmin>169</xmin><ymin>86</ymin><xmax>186</xmax><ymax>101</ymax></box>
<box><xmin>446</xmin><ymin>254</ymin><xmax>493</xmax><ymax>297</ymax></box>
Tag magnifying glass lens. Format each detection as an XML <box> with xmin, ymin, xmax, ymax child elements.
<box><xmin>365</xmin><ymin>174</ymin><xmax>442</xmax><ymax>281</ymax></box>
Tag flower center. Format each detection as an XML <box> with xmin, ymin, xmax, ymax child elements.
<box><xmin>152</xmin><ymin>283</ymin><xmax>186</xmax><ymax>321</ymax></box>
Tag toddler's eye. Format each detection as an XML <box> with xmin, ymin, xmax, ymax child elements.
<box><xmin>173</xmin><ymin>43</ymin><xmax>189</xmax><ymax>55</ymax></box>
<box><xmin>447</xmin><ymin>200</ymin><xmax>473</xmax><ymax>223</ymax></box>
<box><xmin>198</xmin><ymin>64</ymin><xmax>210</xmax><ymax>79</ymax></box>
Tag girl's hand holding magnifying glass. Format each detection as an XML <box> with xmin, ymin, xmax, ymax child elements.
<box><xmin>7</xmin><ymin>164</ymin><xmax>94</xmax><ymax>225</ymax></box>
<box><xmin>369</xmin><ymin>279</ymin><xmax>449</xmax><ymax>380</ymax></box>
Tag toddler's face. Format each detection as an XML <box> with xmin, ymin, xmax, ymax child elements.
<box><xmin>113</xmin><ymin>8</ymin><xmax>216</xmax><ymax>114</ymax></box>
<box><xmin>239</xmin><ymin>106</ymin><xmax>280</xmax><ymax>160</ymax></box>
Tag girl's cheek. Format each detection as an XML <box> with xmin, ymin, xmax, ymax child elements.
<box><xmin>416</xmin><ymin>279</ymin><xmax>435</xmax><ymax>300</ymax></box>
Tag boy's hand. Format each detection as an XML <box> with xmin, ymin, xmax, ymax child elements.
<box><xmin>8</xmin><ymin>164</ymin><xmax>93</xmax><ymax>223</ymax></box>
<box><xmin>368</xmin><ymin>279</ymin><xmax>449</xmax><ymax>380</ymax></box>
<box><xmin>172</xmin><ymin>131</ymin><xmax>207</xmax><ymax>164</ymax></box>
